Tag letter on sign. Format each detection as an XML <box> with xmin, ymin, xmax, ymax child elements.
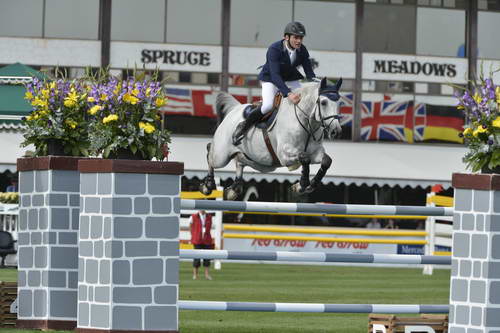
<box><xmin>372</xmin><ymin>324</ymin><xmax>386</xmax><ymax>333</ymax></box>
<box><xmin>404</xmin><ymin>326</ymin><xmax>435</xmax><ymax>333</ymax></box>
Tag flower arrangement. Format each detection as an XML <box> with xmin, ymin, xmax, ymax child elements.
<box><xmin>22</xmin><ymin>78</ymin><xmax>90</xmax><ymax>156</ymax></box>
<box><xmin>0</xmin><ymin>192</ymin><xmax>19</xmax><ymax>204</ymax></box>
<box><xmin>456</xmin><ymin>76</ymin><xmax>500</xmax><ymax>172</ymax></box>
<box><xmin>21</xmin><ymin>69</ymin><xmax>171</xmax><ymax>161</ymax></box>
<box><xmin>85</xmin><ymin>72</ymin><xmax>170</xmax><ymax>160</ymax></box>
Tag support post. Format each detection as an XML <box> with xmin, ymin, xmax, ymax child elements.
<box><xmin>76</xmin><ymin>159</ymin><xmax>183</xmax><ymax>333</ymax></box>
<box><xmin>449</xmin><ymin>173</ymin><xmax>500</xmax><ymax>331</ymax></box>
<box><xmin>16</xmin><ymin>157</ymin><xmax>82</xmax><ymax>330</ymax></box>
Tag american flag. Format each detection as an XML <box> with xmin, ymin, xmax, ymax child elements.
<box><xmin>160</xmin><ymin>88</ymin><xmax>193</xmax><ymax>115</ymax></box>
<box><xmin>339</xmin><ymin>94</ymin><xmax>416</xmax><ymax>142</ymax></box>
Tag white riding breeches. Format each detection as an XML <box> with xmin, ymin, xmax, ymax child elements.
<box><xmin>260</xmin><ymin>80</ymin><xmax>301</xmax><ymax>114</ymax></box>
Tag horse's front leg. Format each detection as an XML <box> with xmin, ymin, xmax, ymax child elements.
<box><xmin>305</xmin><ymin>153</ymin><xmax>332</xmax><ymax>193</ymax></box>
<box><xmin>200</xmin><ymin>143</ymin><xmax>217</xmax><ymax>195</ymax></box>
<box><xmin>291</xmin><ymin>152</ymin><xmax>310</xmax><ymax>194</ymax></box>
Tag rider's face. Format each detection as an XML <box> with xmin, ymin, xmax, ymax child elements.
<box><xmin>286</xmin><ymin>34</ymin><xmax>304</xmax><ymax>49</ymax></box>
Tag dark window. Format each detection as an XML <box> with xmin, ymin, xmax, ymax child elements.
<box><xmin>363</xmin><ymin>4</ymin><xmax>417</xmax><ymax>54</ymax></box>
<box><xmin>179</xmin><ymin>72</ymin><xmax>191</xmax><ymax>83</ymax></box>
<box><xmin>207</xmin><ymin>73</ymin><xmax>220</xmax><ymax>85</ymax></box>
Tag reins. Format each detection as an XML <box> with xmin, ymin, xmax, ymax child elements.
<box><xmin>293</xmin><ymin>94</ymin><xmax>340</xmax><ymax>152</ymax></box>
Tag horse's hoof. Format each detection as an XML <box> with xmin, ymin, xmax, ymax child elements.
<box><xmin>304</xmin><ymin>185</ymin><xmax>317</xmax><ymax>194</ymax></box>
<box><xmin>291</xmin><ymin>182</ymin><xmax>307</xmax><ymax>194</ymax></box>
<box><xmin>199</xmin><ymin>183</ymin><xmax>212</xmax><ymax>196</ymax></box>
<box><xmin>225</xmin><ymin>188</ymin><xmax>239</xmax><ymax>201</ymax></box>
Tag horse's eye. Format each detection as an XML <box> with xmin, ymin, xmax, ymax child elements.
<box><xmin>321</xmin><ymin>100</ymin><xmax>328</xmax><ymax>106</ymax></box>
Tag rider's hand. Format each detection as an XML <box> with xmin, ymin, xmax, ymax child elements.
<box><xmin>287</xmin><ymin>92</ymin><xmax>301</xmax><ymax>105</ymax></box>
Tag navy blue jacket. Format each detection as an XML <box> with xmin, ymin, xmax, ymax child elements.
<box><xmin>258</xmin><ymin>40</ymin><xmax>316</xmax><ymax>96</ymax></box>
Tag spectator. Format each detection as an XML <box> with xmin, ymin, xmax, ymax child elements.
<box><xmin>189</xmin><ymin>210</ymin><xmax>214</xmax><ymax>280</ymax></box>
<box><xmin>366</xmin><ymin>218</ymin><xmax>381</xmax><ymax>229</ymax></box>
<box><xmin>384</xmin><ymin>219</ymin><xmax>399</xmax><ymax>229</ymax></box>
<box><xmin>5</xmin><ymin>174</ymin><xmax>18</xmax><ymax>192</ymax></box>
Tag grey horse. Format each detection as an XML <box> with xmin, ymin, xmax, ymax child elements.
<box><xmin>200</xmin><ymin>78</ymin><xmax>342</xmax><ymax>200</ymax></box>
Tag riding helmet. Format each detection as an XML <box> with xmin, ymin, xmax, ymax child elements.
<box><xmin>284</xmin><ymin>21</ymin><xmax>306</xmax><ymax>37</ymax></box>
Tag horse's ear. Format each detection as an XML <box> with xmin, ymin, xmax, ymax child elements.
<box><xmin>320</xmin><ymin>77</ymin><xmax>327</xmax><ymax>90</ymax></box>
<box><xmin>335</xmin><ymin>78</ymin><xmax>343</xmax><ymax>91</ymax></box>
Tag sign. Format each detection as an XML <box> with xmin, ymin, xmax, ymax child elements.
<box><xmin>364</xmin><ymin>53</ymin><xmax>468</xmax><ymax>84</ymax></box>
<box><xmin>110</xmin><ymin>41</ymin><xmax>222</xmax><ymax>72</ymax></box>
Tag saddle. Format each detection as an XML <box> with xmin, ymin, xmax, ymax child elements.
<box><xmin>242</xmin><ymin>93</ymin><xmax>283</xmax><ymax>129</ymax></box>
<box><xmin>242</xmin><ymin>93</ymin><xmax>283</xmax><ymax>167</ymax></box>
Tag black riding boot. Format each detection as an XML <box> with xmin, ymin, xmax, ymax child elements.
<box><xmin>232</xmin><ymin>106</ymin><xmax>263</xmax><ymax>145</ymax></box>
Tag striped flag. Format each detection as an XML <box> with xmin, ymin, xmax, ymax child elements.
<box><xmin>160</xmin><ymin>88</ymin><xmax>193</xmax><ymax>115</ymax></box>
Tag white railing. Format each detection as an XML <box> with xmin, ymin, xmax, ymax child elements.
<box><xmin>0</xmin><ymin>203</ymin><xmax>18</xmax><ymax>240</ymax></box>
<box><xmin>423</xmin><ymin>193</ymin><xmax>453</xmax><ymax>275</ymax></box>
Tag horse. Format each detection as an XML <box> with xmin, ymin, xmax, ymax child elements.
<box><xmin>200</xmin><ymin>77</ymin><xmax>342</xmax><ymax>200</ymax></box>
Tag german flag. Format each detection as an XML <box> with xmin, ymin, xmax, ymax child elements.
<box><xmin>418</xmin><ymin>104</ymin><xmax>464</xmax><ymax>144</ymax></box>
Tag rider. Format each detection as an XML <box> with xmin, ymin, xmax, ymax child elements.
<box><xmin>232</xmin><ymin>21</ymin><xmax>317</xmax><ymax>145</ymax></box>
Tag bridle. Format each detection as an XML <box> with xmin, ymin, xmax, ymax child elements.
<box><xmin>294</xmin><ymin>90</ymin><xmax>341</xmax><ymax>151</ymax></box>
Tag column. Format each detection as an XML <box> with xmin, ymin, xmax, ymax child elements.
<box><xmin>76</xmin><ymin>159</ymin><xmax>183</xmax><ymax>333</ymax></box>
<box><xmin>450</xmin><ymin>173</ymin><xmax>500</xmax><ymax>332</ymax></box>
<box><xmin>16</xmin><ymin>157</ymin><xmax>81</xmax><ymax>330</ymax></box>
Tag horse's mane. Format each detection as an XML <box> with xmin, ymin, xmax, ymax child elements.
<box><xmin>294</xmin><ymin>82</ymin><xmax>319</xmax><ymax>111</ymax></box>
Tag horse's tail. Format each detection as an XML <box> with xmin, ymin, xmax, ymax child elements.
<box><xmin>215</xmin><ymin>91</ymin><xmax>241</xmax><ymax>119</ymax></box>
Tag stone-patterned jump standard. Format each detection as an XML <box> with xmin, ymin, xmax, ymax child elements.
<box><xmin>16</xmin><ymin>156</ymin><xmax>82</xmax><ymax>330</ymax></box>
<box><xmin>76</xmin><ymin>159</ymin><xmax>183</xmax><ymax>333</ymax></box>
<box><xmin>181</xmin><ymin>199</ymin><xmax>453</xmax><ymax>216</ymax></box>
<box><xmin>181</xmin><ymin>250</ymin><xmax>451</xmax><ymax>265</ymax></box>
<box><xmin>449</xmin><ymin>173</ymin><xmax>500</xmax><ymax>332</ymax></box>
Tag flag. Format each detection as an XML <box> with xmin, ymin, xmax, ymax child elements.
<box><xmin>420</xmin><ymin>104</ymin><xmax>464</xmax><ymax>143</ymax></box>
<box><xmin>339</xmin><ymin>94</ymin><xmax>414</xmax><ymax>142</ymax></box>
<box><xmin>160</xmin><ymin>88</ymin><xmax>194</xmax><ymax>115</ymax></box>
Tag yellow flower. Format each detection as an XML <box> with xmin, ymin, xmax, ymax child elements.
<box><xmin>473</xmin><ymin>126</ymin><xmax>488</xmax><ymax>137</ymax></box>
<box><xmin>457</xmin><ymin>105</ymin><xmax>464</xmax><ymax>110</ymax></box>
<box><xmin>100</xmin><ymin>93</ymin><xmax>108</xmax><ymax>101</ymax></box>
<box><xmin>87</xmin><ymin>96</ymin><xmax>96</xmax><ymax>102</ymax></box>
<box><xmin>49</xmin><ymin>81</ymin><xmax>56</xmax><ymax>90</ymax></box>
<box><xmin>155</xmin><ymin>97</ymin><xmax>166</xmax><ymax>107</ymax></box>
<box><xmin>88</xmin><ymin>105</ymin><xmax>102</xmax><ymax>115</ymax></box>
<box><xmin>132</xmin><ymin>88</ymin><xmax>139</xmax><ymax>96</ymax></box>
<box><xmin>65</xmin><ymin>119</ymin><xmax>78</xmax><ymax>129</ymax></box>
<box><xmin>496</xmin><ymin>86</ymin><xmax>500</xmax><ymax>104</ymax></box>
<box><xmin>493</xmin><ymin>116</ymin><xmax>500</xmax><ymax>128</ymax></box>
<box><xmin>146</xmin><ymin>88</ymin><xmax>151</xmax><ymax>97</ymax></box>
<box><xmin>473</xmin><ymin>93</ymin><xmax>482</xmax><ymax>104</ymax></box>
<box><xmin>32</xmin><ymin>97</ymin><xmax>48</xmax><ymax>108</ymax></box>
<box><xmin>103</xmin><ymin>114</ymin><xmax>118</xmax><ymax>124</ymax></box>
<box><xmin>139</xmin><ymin>121</ymin><xmax>155</xmax><ymax>134</ymax></box>
<box><xmin>144</xmin><ymin>124</ymin><xmax>155</xmax><ymax>134</ymax></box>
<box><xmin>26</xmin><ymin>115</ymin><xmax>33</xmax><ymax>121</ymax></box>
<box><xmin>123</xmin><ymin>92</ymin><xmax>139</xmax><ymax>105</ymax></box>
<box><xmin>113</xmin><ymin>83</ymin><xmax>122</xmax><ymax>96</ymax></box>
<box><xmin>463</xmin><ymin>127</ymin><xmax>473</xmax><ymax>136</ymax></box>
<box><xmin>64</xmin><ymin>91</ymin><xmax>79</xmax><ymax>107</ymax></box>
<box><xmin>24</xmin><ymin>91</ymin><xmax>33</xmax><ymax>100</ymax></box>
<box><xmin>41</xmin><ymin>89</ymin><xmax>50</xmax><ymax>99</ymax></box>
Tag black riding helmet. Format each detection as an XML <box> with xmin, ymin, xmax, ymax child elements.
<box><xmin>284</xmin><ymin>21</ymin><xmax>306</xmax><ymax>37</ymax></box>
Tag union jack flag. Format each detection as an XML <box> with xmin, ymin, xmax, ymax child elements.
<box><xmin>339</xmin><ymin>94</ymin><xmax>417</xmax><ymax>142</ymax></box>
<box><xmin>413</xmin><ymin>102</ymin><xmax>426</xmax><ymax>142</ymax></box>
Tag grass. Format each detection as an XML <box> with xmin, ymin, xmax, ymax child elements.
<box><xmin>0</xmin><ymin>263</ymin><xmax>450</xmax><ymax>333</ymax></box>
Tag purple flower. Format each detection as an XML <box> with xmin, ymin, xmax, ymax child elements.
<box><xmin>488</xmin><ymin>139</ymin><xmax>494</xmax><ymax>145</ymax></box>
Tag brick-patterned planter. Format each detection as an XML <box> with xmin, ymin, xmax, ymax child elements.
<box><xmin>16</xmin><ymin>156</ymin><xmax>82</xmax><ymax>330</ymax></box>
<box><xmin>76</xmin><ymin>159</ymin><xmax>183</xmax><ymax>333</ymax></box>
<box><xmin>450</xmin><ymin>173</ymin><xmax>500</xmax><ymax>332</ymax></box>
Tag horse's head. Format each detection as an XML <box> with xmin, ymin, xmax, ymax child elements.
<box><xmin>311</xmin><ymin>77</ymin><xmax>343</xmax><ymax>139</ymax></box>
